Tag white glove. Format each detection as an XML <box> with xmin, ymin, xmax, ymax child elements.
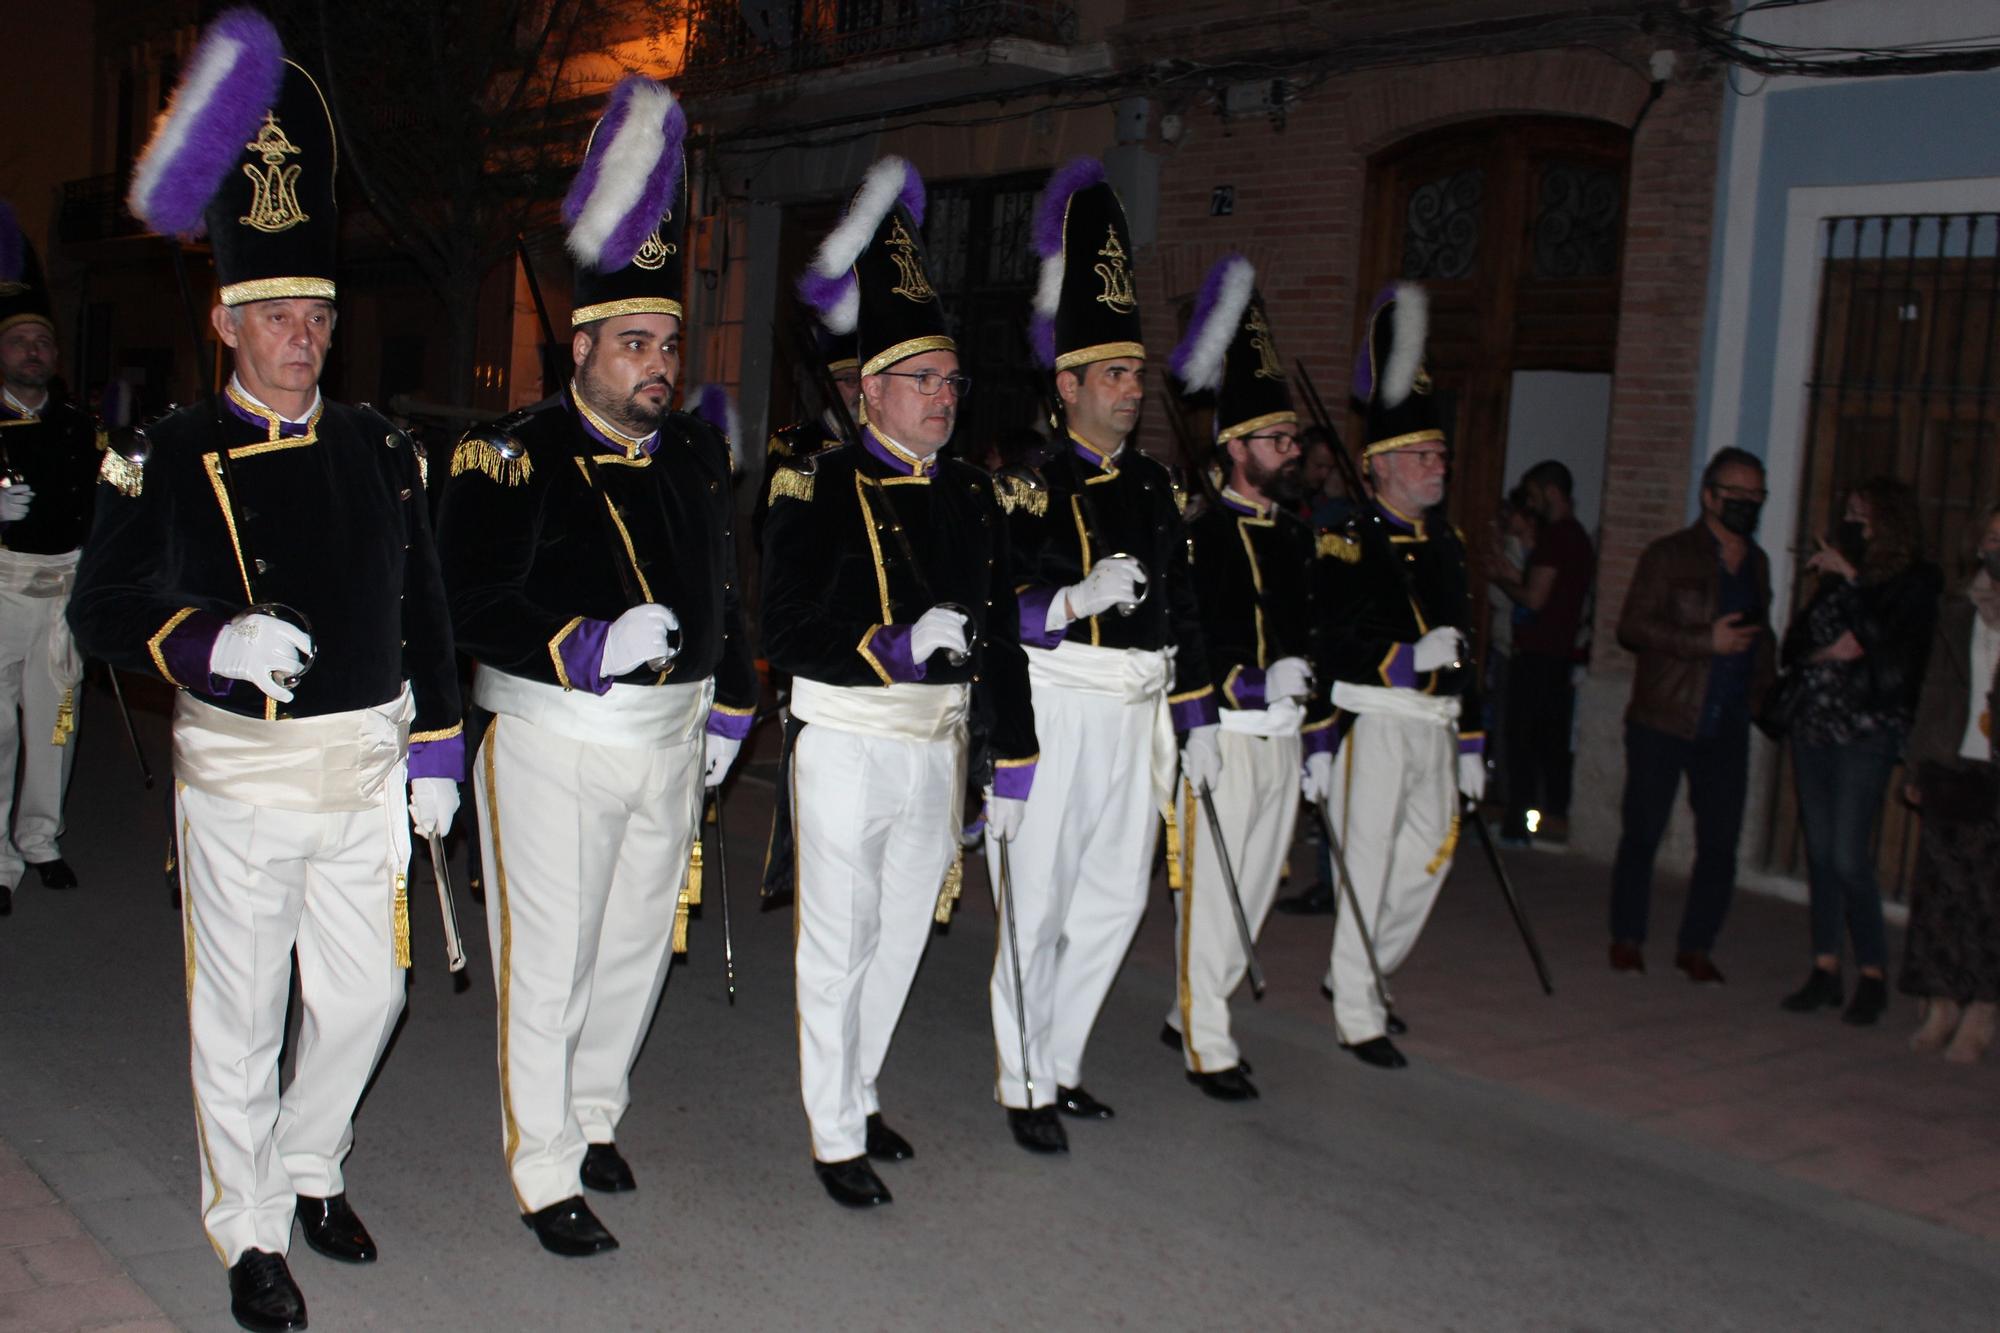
<box><xmin>1412</xmin><ymin>626</ymin><xmax>1466</xmax><ymax>673</ymax></box>
<box><xmin>1458</xmin><ymin>751</ymin><xmax>1487</xmax><ymax>802</ymax></box>
<box><xmin>601</xmin><ymin>603</ymin><xmax>680</xmax><ymax>676</ymax></box>
<box><xmin>409</xmin><ymin>777</ymin><xmax>460</xmax><ymax>837</ymax></box>
<box><xmin>1181</xmin><ymin>723</ymin><xmax>1223</xmax><ymax>792</ymax></box>
<box><xmin>704</xmin><ymin>732</ymin><xmax>741</xmax><ymax>789</ymax></box>
<box><xmin>0</xmin><ymin>484</ymin><xmax>33</xmax><ymax>522</ymax></box>
<box><xmin>909</xmin><ymin>605</ymin><xmax>970</xmax><ymax>663</ymax></box>
<box><xmin>1302</xmin><ymin>750</ymin><xmax>1333</xmax><ymax>804</ymax></box>
<box><xmin>984</xmin><ymin>787</ymin><xmax>1026</xmax><ymax>842</ymax></box>
<box><xmin>1062</xmin><ymin>556</ymin><xmax>1146</xmax><ymax>621</ymax></box>
<box><xmin>1264</xmin><ymin>656</ymin><xmax>1313</xmax><ymax>703</ymax></box>
<box><xmin>209</xmin><ymin>612</ymin><xmax>315</xmax><ymax>703</ymax></box>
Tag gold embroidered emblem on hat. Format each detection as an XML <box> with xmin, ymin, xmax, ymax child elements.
<box><xmin>1247</xmin><ymin>303</ymin><xmax>1283</xmax><ymax>381</ymax></box>
<box><xmin>885</xmin><ymin>215</ymin><xmax>935</xmax><ymax>304</ymax></box>
<box><xmin>240</xmin><ymin>112</ymin><xmax>308</xmax><ymax>235</ymax></box>
<box><xmin>1093</xmin><ymin>225</ymin><xmax>1137</xmax><ymax>313</ymax></box>
<box><xmin>632</xmin><ymin>211</ymin><xmax>675</xmax><ymax>271</ymax></box>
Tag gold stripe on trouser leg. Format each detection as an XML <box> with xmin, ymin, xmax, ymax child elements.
<box><xmin>177</xmin><ymin>784</ymin><xmax>228</xmax><ymax>1264</ymax></box>
<box><xmin>1173</xmin><ymin>778</ymin><xmax>1200</xmax><ymax>1073</ymax></box>
<box><xmin>480</xmin><ymin>722</ymin><xmax>528</xmax><ymax>1211</ymax></box>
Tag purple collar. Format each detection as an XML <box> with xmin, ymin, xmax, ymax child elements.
<box><xmin>1374</xmin><ymin>499</ymin><xmax>1424</xmax><ymax>536</ymax></box>
<box><xmin>862</xmin><ymin>427</ymin><xmax>937</xmax><ymax>477</ymax></box>
<box><xmin>1219</xmin><ymin>486</ymin><xmax>1270</xmax><ymax>519</ymax></box>
<box><xmin>1069</xmin><ymin>431</ymin><xmax>1121</xmax><ymax>472</ymax></box>
<box><xmin>224</xmin><ymin>382</ymin><xmax>320</xmax><ymax>441</ymax></box>
<box><xmin>571</xmin><ymin>387</ymin><xmax>658</xmax><ymax>460</ymax></box>
<box><xmin>0</xmin><ymin>389</ymin><xmax>43</xmax><ymax>422</ymax></box>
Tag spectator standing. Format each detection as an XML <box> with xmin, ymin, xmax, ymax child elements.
<box><xmin>1898</xmin><ymin>504</ymin><xmax>2000</xmax><ymax>1062</ymax></box>
<box><xmin>1489</xmin><ymin>460</ymin><xmax>1594</xmax><ymax>847</ymax></box>
<box><xmin>1608</xmin><ymin>448</ymin><xmax>1775</xmax><ymax>982</ymax></box>
<box><xmin>1778</xmin><ymin>479</ymin><xmax>1940</xmax><ymax>1025</ymax></box>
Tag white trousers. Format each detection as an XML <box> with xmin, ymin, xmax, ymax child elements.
<box><xmin>1165</xmin><ymin>728</ymin><xmax>1300</xmax><ymax>1072</ymax></box>
<box><xmin>0</xmin><ymin>585</ymin><xmax>78</xmax><ymax>880</ymax></box>
<box><xmin>175</xmin><ymin>778</ymin><xmax>410</xmax><ymax>1265</ymax></box>
<box><xmin>792</xmin><ymin>722</ymin><xmax>959</xmax><ymax>1162</ymax></box>
<box><xmin>985</xmin><ymin>681</ymin><xmax>1160</xmax><ymax>1109</ymax></box>
<box><xmin>474</xmin><ymin>714</ymin><xmax>702</xmax><ymax>1212</ymax></box>
<box><xmin>1325</xmin><ymin>712</ymin><xmax>1458</xmax><ymax>1043</ymax></box>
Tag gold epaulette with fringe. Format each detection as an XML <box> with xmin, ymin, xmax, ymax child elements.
<box><xmin>1317</xmin><ymin>530</ymin><xmax>1362</xmax><ymax>563</ymax></box>
<box><xmin>98</xmin><ymin>448</ymin><xmax>144</xmax><ymax>498</ymax></box>
<box><xmin>995</xmin><ymin>471</ymin><xmax>1047</xmax><ymax>517</ymax></box>
<box><xmin>767</xmin><ymin>465</ymin><xmax>814</xmax><ymax>506</ymax></box>
<box><xmin>450</xmin><ymin>435</ymin><xmax>533</xmax><ymax>486</ymax></box>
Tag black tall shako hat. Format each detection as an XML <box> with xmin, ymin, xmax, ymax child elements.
<box><xmin>1353</xmin><ymin>281</ymin><xmax>1444</xmax><ymax>459</ymax></box>
<box><xmin>796</xmin><ymin>157</ymin><xmax>952</xmax><ymax>378</ymax></box>
<box><xmin>0</xmin><ymin>202</ymin><xmax>54</xmax><ymax>338</ymax></box>
<box><xmin>1030</xmin><ymin>157</ymin><xmax>1144</xmax><ymax>373</ymax></box>
<box><xmin>1170</xmin><ymin>254</ymin><xmax>1296</xmax><ymax>444</ymax></box>
<box><xmin>563</xmin><ymin>76</ymin><xmax>689</xmax><ymax>328</ymax></box>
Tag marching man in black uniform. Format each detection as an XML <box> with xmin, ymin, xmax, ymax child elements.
<box><xmin>1308</xmin><ymin>282</ymin><xmax>1484</xmax><ymax>1071</ymax></box>
<box><xmin>990</xmin><ymin>158</ymin><xmax>1217</xmax><ymax>1152</ymax></box>
<box><xmin>1159</xmin><ymin>257</ymin><xmax>1333</xmax><ymax>1098</ymax></box>
<box><xmin>0</xmin><ymin>204</ymin><xmax>102</xmax><ymax>911</ymax></box>
<box><xmin>436</xmin><ymin>78</ymin><xmax>756</xmax><ymax>1256</ymax></box>
<box><xmin>770</xmin><ymin>156</ymin><xmax>1037</xmax><ymax>1207</ymax></box>
<box><xmin>70</xmin><ymin>15</ymin><xmax>463</xmax><ymax>1330</ymax></box>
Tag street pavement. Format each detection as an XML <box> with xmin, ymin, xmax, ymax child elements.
<box><xmin>3</xmin><ymin>677</ymin><xmax>1999</xmax><ymax>1331</ymax></box>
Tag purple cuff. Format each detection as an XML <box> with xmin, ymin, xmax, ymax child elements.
<box><xmin>1016</xmin><ymin>585</ymin><xmax>1067</xmax><ymax>650</ymax></box>
<box><xmin>1226</xmin><ymin>667</ymin><xmax>1267</xmax><ymax>710</ymax></box>
<box><xmin>560</xmin><ymin>618</ymin><xmax>614</xmax><ymax>694</ymax></box>
<box><xmin>1383</xmin><ymin>643</ymin><xmax>1419</xmax><ymax>690</ymax></box>
<box><xmin>1302</xmin><ymin>721</ymin><xmax>1337</xmax><ymax>758</ymax></box>
<box><xmin>1459</xmin><ymin>732</ymin><xmax>1486</xmax><ymax>756</ymax></box>
<box><xmin>1170</xmin><ymin>690</ymin><xmax>1219</xmax><ymax>732</ymax></box>
<box><xmin>160</xmin><ymin>610</ymin><xmax>233</xmax><ymax>696</ymax></box>
<box><xmin>992</xmin><ymin>759</ymin><xmax>1037</xmax><ymax>801</ymax></box>
<box><xmin>707</xmin><ymin>706</ymin><xmax>756</xmax><ymax>740</ymax></box>
<box><xmin>863</xmin><ymin>624</ymin><xmax>926</xmax><ymax>684</ymax></box>
<box><xmin>408</xmin><ymin>735</ymin><xmax>466</xmax><ymax>782</ymax></box>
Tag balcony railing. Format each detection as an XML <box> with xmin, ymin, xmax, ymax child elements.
<box><xmin>59</xmin><ymin>173</ymin><xmax>149</xmax><ymax>246</ymax></box>
<box><xmin>681</xmin><ymin>0</ymin><xmax>1077</xmax><ymax>90</ymax></box>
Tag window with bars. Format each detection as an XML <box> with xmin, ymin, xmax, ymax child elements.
<box><xmin>923</xmin><ymin>170</ymin><xmax>1049</xmax><ymax>455</ymax></box>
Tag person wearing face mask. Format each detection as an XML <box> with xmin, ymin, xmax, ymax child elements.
<box><xmin>1157</xmin><ymin>257</ymin><xmax>1332</xmax><ymax>1099</ymax></box>
<box><xmin>1776</xmin><ymin>479</ymin><xmax>1939</xmax><ymax>1024</ymax></box>
<box><xmin>1607</xmin><ymin>446</ymin><xmax>1777</xmax><ymax>984</ymax></box>
<box><xmin>435</xmin><ymin>80</ymin><xmax>756</xmax><ymax>1257</ymax></box>
<box><xmin>1307</xmin><ymin>283</ymin><xmax>1482</xmax><ymax>1070</ymax></box>
<box><xmin>1897</xmin><ymin>504</ymin><xmax>2000</xmax><ymax>1063</ymax></box>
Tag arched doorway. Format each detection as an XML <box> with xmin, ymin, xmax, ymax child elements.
<box><xmin>1356</xmin><ymin>115</ymin><xmax>1631</xmax><ymax>631</ymax></box>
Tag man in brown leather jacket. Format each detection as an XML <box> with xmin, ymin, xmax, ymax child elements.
<box><xmin>1609</xmin><ymin>447</ymin><xmax>1776</xmax><ymax>982</ymax></box>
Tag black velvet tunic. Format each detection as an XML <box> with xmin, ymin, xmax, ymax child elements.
<box><xmin>0</xmin><ymin>396</ymin><xmax>103</xmax><ymax>555</ymax></box>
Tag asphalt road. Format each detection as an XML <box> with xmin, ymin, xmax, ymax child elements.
<box><xmin>3</xmin><ymin>679</ymin><xmax>1997</xmax><ymax>1331</ymax></box>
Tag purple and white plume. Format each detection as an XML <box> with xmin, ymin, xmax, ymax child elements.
<box><xmin>1170</xmin><ymin>254</ymin><xmax>1254</xmax><ymax>392</ymax></box>
<box><xmin>1028</xmin><ymin>157</ymin><xmax>1106</xmax><ymax>366</ymax></box>
<box><xmin>0</xmin><ymin>201</ymin><xmax>21</xmax><ymax>285</ymax></box>
<box><xmin>692</xmin><ymin>382</ymin><xmax>741</xmax><ymax>447</ymax></box>
<box><xmin>126</xmin><ymin>7</ymin><xmax>285</xmax><ymax>238</ymax></box>
<box><xmin>1353</xmin><ymin>281</ymin><xmax>1428</xmax><ymax>407</ymax></box>
<box><xmin>796</xmin><ymin>157</ymin><xmax>925</xmax><ymax>335</ymax></box>
<box><xmin>563</xmin><ymin>77</ymin><xmax>687</xmax><ymax>272</ymax></box>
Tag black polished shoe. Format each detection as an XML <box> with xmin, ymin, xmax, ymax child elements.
<box><xmin>1274</xmin><ymin>881</ymin><xmax>1336</xmax><ymax>915</ymax></box>
<box><xmin>30</xmin><ymin>858</ymin><xmax>76</xmax><ymax>890</ymax></box>
<box><xmin>294</xmin><ymin>1193</ymin><xmax>376</xmax><ymax>1264</ymax></box>
<box><xmin>1055</xmin><ymin>1085</ymin><xmax>1114</xmax><ymax>1119</ymax></box>
<box><xmin>815</xmin><ymin>1155</ymin><xmax>891</xmax><ymax>1207</ymax></box>
<box><xmin>1343</xmin><ymin>1036</ymin><xmax>1408</xmax><ymax>1070</ymax></box>
<box><xmin>1007</xmin><ymin>1107</ymin><xmax>1069</xmax><ymax>1154</ymax></box>
<box><xmin>1842</xmin><ymin>974</ymin><xmax>1889</xmax><ymax>1027</ymax></box>
<box><xmin>0</xmin><ymin>883</ymin><xmax>11</xmax><ymax>917</ymax></box>
<box><xmin>228</xmin><ymin>1249</ymin><xmax>307</xmax><ymax>1332</ymax></box>
<box><xmin>864</xmin><ymin>1114</ymin><xmax>913</xmax><ymax>1163</ymax></box>
<box><xmin>1780</xmin><ymin>967</ymin><xmax>1843</xmax><ymax>1013</ymax></box>
<box><xmin>522</xmin><ymin>1196</ymin><xmax>618</xmax><ymax>1257</ymax></box>
<box><xmin>1159</xmin><ymin>1024</ymin><xmax>1255</xmax><ymax>1076</ymax></box>
<box><xmin>1318</xmin><ymin>987</ymin><xmax>1408</xmax><ymax>1037</ymax></box>
<box><xmin>580</xmin><ymin>1142</ymin><xmax>636</xmax><ymax>1193</ymax></box>
<box><xmin>1188</xmin><ymin>1067</ymin><xmax>1260</xmax><ymax>1101</ymax></box>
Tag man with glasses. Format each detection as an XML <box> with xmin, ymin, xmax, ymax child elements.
<box><xmin>1307</xmin><ymin>283</ymin><xmax>1483</xmax><ymax>1070</ymax></box>
<box><xmin>774</xmin><ymin>157</ymin><xmax>1036</xmax><ymax>1207</ymax></box>
<box><xmin>1159</xmin><ymin>257</ymin><xmax>1331</xmax><ymax>1099</ymax></box>
<box><xmin>1607</xmin><ymin>446</ymin><xmax>1775</xmax><ymax>983</ymax></box>
<box><xmin>989</xmin><ymin>158</ymin><xmax>1217</xmax><ymax>1151</ymax></box>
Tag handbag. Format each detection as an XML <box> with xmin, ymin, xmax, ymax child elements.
<box><xmin>1754</xmin><ymin>667</ymin><xmax>1808</xmax><ymax>741</ymax></box>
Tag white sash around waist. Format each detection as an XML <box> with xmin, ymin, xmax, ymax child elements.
<box><xmin>0</xmin><ymin>548</ymin><xmax>79</xmax><ymax>598</ymax></box>
<box><xmin>1220</xmin><ymin>697</ymin><xmax>1304</xmax><ymax>738</ymax></box>
<box><xmin>1028</xmin><ymin>640</ymin><xmax>1179</xmax><ymax>809</ymax></box>
<box><xmin>790</xmin><ymin>676</ymin><xmax>968</xmax><ymax>742</ymax></box>
<box><xmin>475</xmin><ymin>666</ymin><xmax>710</xmax><ymax>749</ymax></box>
<box><xmin>1332</xmin><ymin>681</ymin><xmax>1461</xmax><ymax>727</ymax></box>
<box><xmin>174</xmin><ymin>686</ymin><xmax>412</xmax><ymax>813</ymax></box>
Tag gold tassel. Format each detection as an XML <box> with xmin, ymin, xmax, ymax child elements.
<box><xmin>1316</xmin><ymin>530</ymin><xmax>1362</xmax><ymax>563</ymax></box>
<box><xmin>392</xmin><ymin>874</ymin><xmax>411</xmax><ymax>969</ymax></box>
<box><xmin>933</xmin><ymin>848</ymin><xmax>964</xmax><ymax>925</ymax></box>
<box><xmin>1163</xmin><ymin>790</ymin><xmax>1184</xmax><ymax>892</ymax></box>
<box><xmin>1425</xmin><ymin>812</ymin><xmax>1462</xmax><ymax>876</ymax></box>
<box><xmin>671</xmin><ymin>889</ymin><xmax>690</xmax><ymax>955</ymax></box>
<box><xmin>51</xmin><ymin>688</ymin><xmax>74</xmax><ymax>746</ymax></box>
<box><xmin>449</xmin><ymin>436</ymin><xmax>533</xmax><ymax>486</ymax></box>
<box><xmin>685</xmin><ymin>837</ymin><xmax>702</xmax><ymax>907</ymax></box>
